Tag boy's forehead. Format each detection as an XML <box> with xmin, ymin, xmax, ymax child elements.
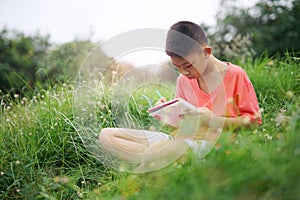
<box><xmin>171</xmin><ymin>52</ymin><xmax>198</xmax><ymax>66</ymax></box>
<box><xmin>171</xmin><ymin>57</ymin><xmax>189</xmax><ymax>67</ymax></box>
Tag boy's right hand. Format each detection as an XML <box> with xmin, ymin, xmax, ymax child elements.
<box><xmin>154</xmin><ymin>97</ymin><xmax>166</xmax><ymax>106</ymax></box>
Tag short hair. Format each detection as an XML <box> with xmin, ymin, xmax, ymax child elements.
<box><xmin>165</xmin><ymin>21</ymin><xmax>208</xmax><ymax>58</ymax></box>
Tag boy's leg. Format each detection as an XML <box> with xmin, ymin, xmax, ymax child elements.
<box><xmin>99</xmin><ymin>128</ymin><xmax>149</xmax><ymax>151</ymax></box>
<box><xmin>99</xmin><ymin>128</ymin><xmax>190</xmax><ymax>170</ymax></box>
<box><xmin>134</xmin><ymin>139</ymin><xmax>189</xmax><ymax>173</ymax></box>
<box><xmin>99</xmin><ymin>128</ymin><xmax>162</xmax><ymax>163</ymax></box>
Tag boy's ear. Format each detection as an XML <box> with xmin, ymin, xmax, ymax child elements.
<box><xmin>203</xmin><ymin>46</ymin><xmax>212</xmax><ymax>56</ymax></box>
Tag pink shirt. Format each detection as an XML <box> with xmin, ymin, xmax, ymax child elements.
<box><xmin>175</xmin><ymin>63</ymin><xmax>262</xmax><ymax>124</ymax></box>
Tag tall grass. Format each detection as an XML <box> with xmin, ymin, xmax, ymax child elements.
<box><xmin>0</xmin><ymin>84</ymin><xmax>115</xmax><ymax>199</ymax></box>
<box><xmin>0</xmin><ymin>54</ymin><xmax>299</xmax><ymax>199</ymax></box>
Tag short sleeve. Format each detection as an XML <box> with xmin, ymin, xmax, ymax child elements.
<box><xmin>237</xmin><ymin>82</ymin><xmax>262</xmax><ymax>124</ymax></box>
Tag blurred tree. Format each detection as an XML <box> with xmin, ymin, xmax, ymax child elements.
<box><xmin>212</xmin><ymin>0</ymin><xmax>300</xmax><ymax>57</ymax></box>
<box><xmin>0</xmin><ymin>28</ymin><xmax>51</xmax><ymax>93</ymax></box>
<box><xmin>36</xmin><ymin>40</ymin><xmax>96</xmax><ymax>86</ymax></box>
<box><xmin>36</xmin><ymin>40</ymin><xmax>135</xmax><ymax>87</ymax></box>
<box><xmin>0</xmin><ymin>28</ymin><xmax>140</xmax><ymax>93</ymax></box>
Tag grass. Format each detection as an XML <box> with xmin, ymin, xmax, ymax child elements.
<box><xmin>0</xmin><ymin>54</ymin><xmax>299</xmax><ymax>199</ymax></box>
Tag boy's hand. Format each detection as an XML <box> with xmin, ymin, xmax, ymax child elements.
<box><xmin>181</xmin><ymin>107</ymin><xmax>214</xmax><ymax>126</ymax></box>
<box><xmin>196</xmin><ymin>107</ymin><xmax>214</xmax><ymax>125</ymax></box>
<box><xmin>154</xmin><ymin>97</ymin><xmax>167</xmax><ymax>106</ymax></box>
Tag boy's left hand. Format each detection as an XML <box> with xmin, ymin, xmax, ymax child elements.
<box><xmin>181</xmin><ymin>107</ymin><xmax>214</xmax><ymax>126</ymax></box>
<box><xmin>197</xmin><ymin>107</ymin><xmax>214</xmax><ymax>123</ymax></box>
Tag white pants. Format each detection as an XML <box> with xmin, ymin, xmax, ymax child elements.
<box><xmin>144</xmin><ymin>130</ymin><xmax>209</xmax><ymax>157</ymax></box>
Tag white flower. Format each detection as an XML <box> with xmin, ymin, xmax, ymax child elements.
<box><xmin>275</xmin><ymin>113</ymin><xmax>291</xmax><ymax>126</ymax></box>
<box><xmin>148</xmin><ymin>126</ymin><xmax>156</xmax><ymax>131</ymax></box>
<box><xmin>265</xmin><ymin>134</ymin><xmax>272</xmax><ymax>140</ymax></box>
<box><xmin>259</xmin><ymin>108</ymin><xmax>264</xmax><ymax>113</ymax></box>
<box><xmin>286</xmin><ymin>91</ymin><xmax>295</xmax><ymax>98</ymax></box>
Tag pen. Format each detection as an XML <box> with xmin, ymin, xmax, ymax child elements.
<box><xmin>155</xmin><ymin>90</ymin><xmax>163</xmax><ymax>99</ymax></box>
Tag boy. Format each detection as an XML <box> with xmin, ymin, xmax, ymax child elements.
<box><xmin>99</xmin><ymin>21</ymin><xmax>262</xmax><ymax>172</ymax></box>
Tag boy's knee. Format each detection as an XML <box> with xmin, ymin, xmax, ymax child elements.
<box><xmin>99</xmin><ymin>128</ymin><xmax>111</xmax><ymax>142</ymax></box>
<box><xmin>98</xmin><ymin>128</ymin><xmax>119</xmax><ymax>143</ymax></box>
<box><xmin>101</xmin><ymin>127</ymin><xmax>115</xmax><ymax>132</ymax></box>
<box><xmin>99</xmin><ymin>128</ymin><xmax>116</xmax><ymax>136</ymax></box>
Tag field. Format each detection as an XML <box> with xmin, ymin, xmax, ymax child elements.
<box><xmin>0</xmin><ymin>55</ymin><xmax>299</xmax><ymax>199</ymax></box>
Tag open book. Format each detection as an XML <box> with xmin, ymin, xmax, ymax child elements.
<box><xmin>147</xmin><ymin>98</ymin><xmax>198</xmax><ymax>128</ymax></box>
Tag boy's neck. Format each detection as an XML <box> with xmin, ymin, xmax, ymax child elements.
<box><xmin>210</xmin><ymin>55</ymin><xmax>228</xmax><ymax>71</ymax></box>
<box><xmin>197</xmin><ymin>55</ymin><xmax>228</xmax><ymax>94</ymax></box>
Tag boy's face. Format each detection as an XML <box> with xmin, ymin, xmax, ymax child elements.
<box><xmin>170</xmin><ymin>50</ymin><xmax>209</xmax><ymax>79</ymax></box>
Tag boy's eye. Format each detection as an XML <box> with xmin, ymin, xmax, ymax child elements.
<box><xmin>173</xmin><ymin>64</ymin><xmax>192</xmax><ymax>69</ymax></box>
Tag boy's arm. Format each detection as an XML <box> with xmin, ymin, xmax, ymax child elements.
<box><xmin>192</xmin><ymin>107</ymin><xmax>259</xmax><ymax>131</ymax></box>
<box><xmin>211</xmin><ymin>115</ymin><xmax>256</xmax><ymax>130</ymax></box>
